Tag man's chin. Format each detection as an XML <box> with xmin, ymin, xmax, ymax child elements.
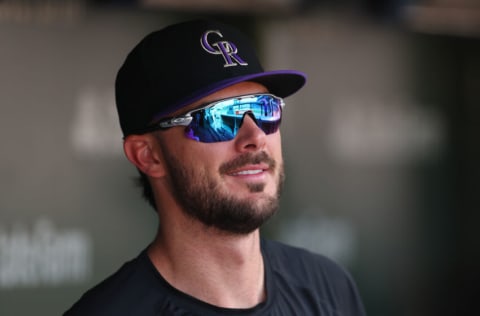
<box><xmin>207</xmin><ymin>211</ymin><xmax>277</xmax><ymax>236</ymax></box>
<box><xmin>191</xmin><ymin>194</ymin><xmax>279</xmax><ymax>235</ymax></box>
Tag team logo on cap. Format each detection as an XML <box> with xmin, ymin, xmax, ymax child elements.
<box><xmin>200</xmin><ymin>30</ymin><xmax>248</xmax><ymax>67</ymax></box>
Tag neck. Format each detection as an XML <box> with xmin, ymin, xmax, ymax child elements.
<box><xmin>148</xmin><ymin>214</ymin><xmax>266</xmax><ymax>309</ymax></box>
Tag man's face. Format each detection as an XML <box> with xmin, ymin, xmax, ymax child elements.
<box><xmin>155</xmin><ymin>82</ymin><xmax>285</xmax><ymax>235</ymax></box>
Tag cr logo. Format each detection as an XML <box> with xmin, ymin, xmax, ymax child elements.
<box><xmin>200</xmin><ymin>30</ymin><xmax>248</xmax><ymax>67</ymax></box>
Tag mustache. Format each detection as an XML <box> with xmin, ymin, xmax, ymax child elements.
<box><xmin>219</xmin><ymin>151</ymin><xmax>276</xmax><ymax>174</ymax></box>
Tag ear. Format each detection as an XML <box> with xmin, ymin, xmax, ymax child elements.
<box><xmin>123</xmin><ymin>134</ymin><xmax>166</xmax><ymax>178</ymax></box>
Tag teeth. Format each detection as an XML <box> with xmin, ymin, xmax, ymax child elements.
<box><xmin>234</xmin><ymin>170</ymin><xmax>263</xmax><ymax>175</ymax></box>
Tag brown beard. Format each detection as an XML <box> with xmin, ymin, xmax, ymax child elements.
<box><xmin>163</xmin><ymin>150</ymin><xmax>284</xmax><ymax>235</ymax></box>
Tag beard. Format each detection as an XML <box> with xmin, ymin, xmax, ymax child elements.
<box><xmin>163</xmin><ymin>150</ymin><xmax>284</xmax><ymax>235</ymax></box>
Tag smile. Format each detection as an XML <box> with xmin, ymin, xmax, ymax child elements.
<box><xmin>231</xmin><ymin>169</ymin><xmax>264</xmax><ymax>176</ymax></box>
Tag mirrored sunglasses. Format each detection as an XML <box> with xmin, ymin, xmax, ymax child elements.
<box><xmin>155</xmin><ymin>93</ymin><xmax>285</xmax><ymax>143</ymax></box>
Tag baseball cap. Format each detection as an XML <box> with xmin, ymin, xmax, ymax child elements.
<box><xmin>115</xmin><ymin>19</ymin><xmax>306</xmax><ymax>136</ymax></box>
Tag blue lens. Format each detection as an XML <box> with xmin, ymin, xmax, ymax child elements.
<box><xmin>184</xmin><ymin>94</ymin><xmax>283</xmax><ymax>143</ymax></box>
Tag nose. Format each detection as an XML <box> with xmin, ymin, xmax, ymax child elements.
<box><xmin>233</xmin><ymin>114</ymin><xmax>267</xmax><ymax>152</ymax></box>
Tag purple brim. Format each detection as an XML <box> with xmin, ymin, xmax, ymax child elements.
<box><xmin>152</xmin><ymin>70</ymin><xmax>306</xmax><ymax>121</ymax></box>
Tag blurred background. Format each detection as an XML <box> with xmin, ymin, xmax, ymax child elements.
<box><xmin>0</xmin><ymin>0</ymin><xmax>478</xmax><ymax>315</ymax></box>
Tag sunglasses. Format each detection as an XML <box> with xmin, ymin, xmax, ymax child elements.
<box><xmin>155</xmin><ymin>93</ymin><xmax>285</xmax><ymax>143</ymax></box>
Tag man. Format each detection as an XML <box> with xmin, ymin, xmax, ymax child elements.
<box><xmin>65</xmin><ymin>19</ymin><xmax>366</xmax><ymax>315</ymax></box>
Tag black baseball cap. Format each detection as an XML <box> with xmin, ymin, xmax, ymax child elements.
<box><xmin>115</xmin><ymin>19</ymin><xmax>306</xmax><ymax>137</ymax></box>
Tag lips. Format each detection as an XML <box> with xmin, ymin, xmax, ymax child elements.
<box><xmin>232</xmin><ymin>169</ymin><xmax>263</xmax><ymax>176</ymax></box>
<box><xmin>229</xmin><ymin>164</ymin><xmax>269</xmax><ymax>176</ymax></box>
<box><xmin>219</xmin><ymin>152</ymin><xmax>275</xmax><ymax>176</ymax></box>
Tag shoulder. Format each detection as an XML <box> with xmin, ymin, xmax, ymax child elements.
<box><xmin>63</xmin><ymin>250</ymin><xmax>160</xmax><ymax>316</ymax></box>
<box><xmin>263</xmin><ymin>239</ymin><xmax>366</xmax><ymax>315</ymax></box>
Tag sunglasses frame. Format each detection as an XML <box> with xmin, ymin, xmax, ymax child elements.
<box><xmin>155</xmin><ymin>93</ymin><xmax>285</xmax><ymax>131</ymax></box>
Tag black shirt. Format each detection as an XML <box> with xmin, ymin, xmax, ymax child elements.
<box><xmin>64</xmin><ymin>239</ymin><xmax>366</xmax><ymax>315</ymax></box>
